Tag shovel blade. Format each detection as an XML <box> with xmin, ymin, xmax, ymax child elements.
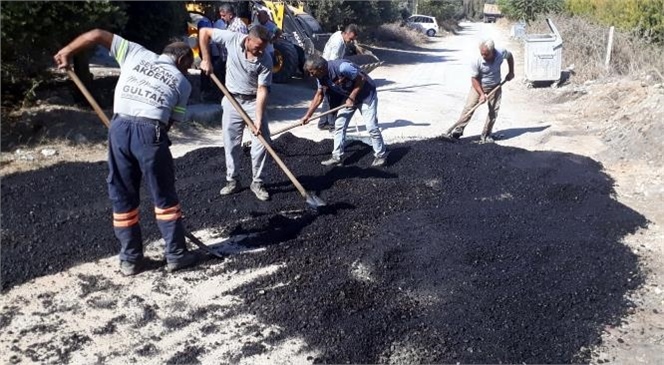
<box><xmin>306</xmin><ymin>193</ymin><xmax>326</xmax><ymax>208</ymax></box>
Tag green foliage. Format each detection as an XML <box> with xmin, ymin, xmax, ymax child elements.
<box><xmin>418</xmin><ymin>0</ymin><xmax>464</xmax><ymax>22</ymax></box>
<box><xmin>1</xmin><ymin>1</ymin><xmax>126</xmax><ymax>80</ymax></box>
<box><xmin>564</xmin><ymin>0</ymin><xmax>664</xmax><ymax>43</ymax></box>
<box><xmin>118</xmin><ymin>1</ymin><xmax>189</xmax><ymax>53</ymax></box>
<box><xmin>462</xmin><ymin>0</ymin><xmax>485</xmax><ymax>19</ymax></box>
<box><xmin>306</xmin><ymin>0</ymin><xmax>402</xmax><ymax>32</ymax></box>
<box><xmin>497</xmin><ymin>0</ymin><xmax>564</xmax><ymax>22</ymax></box>
<box><xmin>1</xmin><ymin>1</ymin><xmax>191</xmax><ymax>106</ymax></box>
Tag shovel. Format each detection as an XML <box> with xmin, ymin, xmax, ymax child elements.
<box><xmin>441</xmin><ymin>79</ymin><xmax>507</xmax><ymax>142</ymax></box>
<box><xmin>65</xmin><ymin>69</ymin><xmax>223</xmax><ymax>257</ymax></box>
<box><xmin>271</xmin><ymin>104</ymin><xmax>347</xmax><ymax>136</ymax></box>
<box><xmin>209</xmin><ymin>73</ymin><xmax>326</xmax><ymax>209</ymax></box>
<box><xmin>241</xmin><ymin>104</ymin><xmax>348</xmax><ymax>148</ymax></box>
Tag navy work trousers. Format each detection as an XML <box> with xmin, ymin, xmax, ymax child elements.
<box><xmin>107</xmin><ymin>115</ymin><xmax>187</xmax><ymax>264</ymax></box>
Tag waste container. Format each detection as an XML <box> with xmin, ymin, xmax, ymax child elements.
<box><xmin>524</xmin><ymin>18</ymin><xmax>563</xmax><ymax>86</ymax></box>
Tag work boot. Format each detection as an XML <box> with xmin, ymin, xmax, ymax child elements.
<box><xmin>220</xmin><ymin>180</ymin><xmax>240</xmax><ymax>195</ymax></box>
<box><xmin>119</xmin><ymin>260</ymin><xmax>143</xmax><ymax>276</ymax></box>
<box><xmin>321</xmin><ymin>156</ymin><xmax>342</xmax><ymax>166</ymax></box>
<box><xmin>250</xmin><ymin>181</ymin><xmax>270</xmax><ymax>201</ymax></box>
<box><xmin>166</xmin><ymin>251</ymin><xmax>201</xmax><ymax>273</ymax></box>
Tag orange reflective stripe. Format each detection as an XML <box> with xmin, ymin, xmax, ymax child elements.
<box><xmin>113</xmin><ymin>215</ymin><xmax>139</xmax><ymax>227</ymax></box>
<box><xmin>155</xmin><ymin>204</ymin><xmax>182</xmax><ymax>221</ymax></box>
<box><xmin>113</xmin><ymin>209</ymin><xmax>139</xmax><ymax>220</ymax></box>
<box><xmin>155</xmin><ymin>211</ymin><xmax>182</xmax><ymax>221</ymax></box>
<box><xmin>154</xmin><ymin>204</ymin><xmax>181</xmax><ymax>214</ymax></box>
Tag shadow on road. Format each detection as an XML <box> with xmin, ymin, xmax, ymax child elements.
<box><xmin>495</xmin><ymin>125</ymin><xmax>551</xmax><ymax>140</ymax></box>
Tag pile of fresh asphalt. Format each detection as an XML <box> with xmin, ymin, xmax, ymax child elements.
<box><xmin>1</xmin><ymin>133</ymin><xmax>647</xmax><ymax>363</ymax></box>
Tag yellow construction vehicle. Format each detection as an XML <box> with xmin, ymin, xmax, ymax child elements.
<box><xmin>186</xmin><ymin>1</ymin><xmax>381</xmax><ymax>83</ymax></box>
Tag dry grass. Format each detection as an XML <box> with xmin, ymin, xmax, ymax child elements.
<box><xmin>368</xmin><ymin>22</ymin><xmax>429</xmax><ymax>47</ymax></box>
<box><xmin>529</xmin><ymin>15</ymin><xmax>664</xmax><ymax>82</ymax></box>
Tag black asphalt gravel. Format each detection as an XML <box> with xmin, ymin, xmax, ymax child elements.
<box><xmin>1</xmin><ymin>134</ymin><xmax>646</xmax><ymax>363</ymax></box>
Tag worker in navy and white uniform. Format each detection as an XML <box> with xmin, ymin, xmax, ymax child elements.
<box><xmin>54</xmin><ymin>29</ymin><xmax>200</xmax><ymax>276</ymax></box>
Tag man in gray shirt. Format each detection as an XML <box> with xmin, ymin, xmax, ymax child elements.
<box><xmin>198</xmin><ymin>25</ymin><xmax>273</xmax><ymax>201</ymax></box>
<box><xmin>445</xmin><ymin>39</ymin><xmax>514</xmax><ymax>143</ymax></box>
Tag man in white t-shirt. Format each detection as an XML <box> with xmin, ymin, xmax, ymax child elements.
<box><xmin>319</xmin><ymin>24</ymin><xmax>359</xmax><ymax>130</ymax></box>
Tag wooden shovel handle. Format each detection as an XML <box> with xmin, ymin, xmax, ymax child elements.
<box><xmin>209</xmin><ymin>73</ymin><xmax>310</xmax><ymax>199</ymax></box>
<box><xmin>66</xmin><ymin>69</ymin><xmax>110</xmax><ymax>128</ymax></box>
<box><xmin>272</xmin><ymin>104</ymin><xmax>347</xmax><ymax>136</ymax></box>
<box><xmin>460</xmin><ymin>79</ymin><xmax>507</xmax><ymax>120</ymax></box>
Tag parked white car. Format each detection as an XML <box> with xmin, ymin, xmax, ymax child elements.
<box><xmin>407</xmin><ymin>15</ymin><xmax>439</xmax><ymax>37</ymax></box>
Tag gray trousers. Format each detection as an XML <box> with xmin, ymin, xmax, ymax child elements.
<box><xmin>447</xmin><ymin>84</ymin><xmax>502</xmax><ymax>138</ymax></box>
<box><xmin>221</xmin><ymin>97</ymin><xmax>270</xmax><ymax>183</ymax></box>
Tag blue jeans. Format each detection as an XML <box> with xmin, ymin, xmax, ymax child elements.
<box><xmin>331</xmin><ymin>92</ymin><xmax>386</xmax><ymax>159</ymax></box>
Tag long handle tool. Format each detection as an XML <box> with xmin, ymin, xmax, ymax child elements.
<box><xmin>440</xmin><ymin>79</ymin><xmax>507</xmax><ymax>142</ymax></box>
<box><xmin>460</xmin><ymin>79</ymin><xmax>507</xmax><ymax>121</ymax></box>
<box><xmin>210</xmin><ymin>73</ymin><xmax>326</xmax><ymax>209</ymax></box>
<box><xmin>271</xmin><ymin>104</ymin><xmax>347</xmax><ymax>137</ymax></box>
<box><xmin>66</xmin><ymin>69</ymin><xmax>222</xmax><ymax>256</ymax></box>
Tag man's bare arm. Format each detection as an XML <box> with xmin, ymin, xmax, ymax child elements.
<box><xmin>54</xmin><ymin>29</ymin><xmax>114</xmax><ymax>69</ymax></box>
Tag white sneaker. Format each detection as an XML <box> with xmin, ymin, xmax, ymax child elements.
<box><xmin>220</xmin><ymin>180</ymin><xmax>240</xmax><ymax>195</ymax></box>
<box><xmin>250</xmin><ymin>182</ymin><xmax>270</xmax><ymax>201</ymax></box>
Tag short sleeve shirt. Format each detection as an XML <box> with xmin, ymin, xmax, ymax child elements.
<box><xmin>109</xmin><ymin>35</ymin><xmax>191</xmax><ymax>124</ymax></box>
<box><xmin>317</xmin><ymin>60</ymin><xmax>375</xmax><ymax>102</ymax></box>
<box><xmin>210</xmin><ymin>29</ymin><xmax>272</xmax><ymax>95</ymax></box>
<box><xmin>471</xmin><ymin>47</ymin><xmax>510</xmax><ymax>88</ymax></box>
<box><xmin>322</xmin><ymin>31</ymin><xmax>346</xmax><ymax>61</ymax></box>
<box><xmin>219</xmin><ymin>17</ymin><xmax>248</xmax><ymax>61</ymax></box>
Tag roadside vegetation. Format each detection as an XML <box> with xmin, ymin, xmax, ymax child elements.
<box><xmin>496</xmin><ymin>0</ymin><xmax>664</xmax><ymax>82</ymax></box>
<box><xmin>528</xmin><ymin>14</ymin><xmax>664</xmax><ymax>82</ymax></box>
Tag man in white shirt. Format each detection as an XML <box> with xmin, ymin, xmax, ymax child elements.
<box><xmin>319</xmin><ymin>24</ymin><xmax>359</xmax><ymax>130</ymax></box>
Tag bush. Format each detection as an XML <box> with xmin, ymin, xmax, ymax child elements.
<box><xmin>0</xmin><ymin>1</ymin><xmax>126</xmax><ymax>81</ymax></box>
<box><xmin>419</xmin><ymin>0</ymin><xmax>464</xmax><ymax>25</ymax></box>
<box><xmin>0</xmin><ymin>1</ymin><xmax>190</xmax><ymax>108</ymax></box>
<box><xmin>369</xmin><ymin>22</ymin><xmax>428</xmax><ymax>46</ymax></box>
<box><xmin>528</xmin><ymin>15</ymin><xmax>664</xmax><ymax>81</ymax></box>
<box><xmin>565</xmin><ymin>0</ymin><xmax>664</xmax><ymax>43</ymax></box>
<box><xmin>497</xmin><ymin>0</ymin><xmax>564</xmax><ymax>22</ymax></box>
<box><xmin>306</xmin><ymin>0</ymin><xmax>402</xmax><ymax>32</ymax></box>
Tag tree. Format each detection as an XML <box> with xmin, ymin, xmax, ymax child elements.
<box><xmin>307</xmin><ymin>0</ymin><xmax>402</xmax><ymax>31</ymax></box>
<box><xmin>463</xmin><ymin>0</ymin><xmax>485</xmax><ymax>20</ymax></box>
<box><xmin>497</xmin><ymin>0</ymin><xmax>564</xmax><ymax>22</ymax></box>
<box><xmin>419</xmin><ymin>0</ymin><xmax>464</xmax><ymax>23</ymax></box>
<box><xmin>118</xmin><ymin>1</ymin><xmax>189</xmax><ymax>54</ymax></box>
<box><xmin>1</xmin><ymin>1</ymin><xmax>190</xmax><ymax>105</ymax></box>
<box><xmin>1</xmin><ymin>1</ymin><xmax>126</xmax><ymax>82</ymax></box>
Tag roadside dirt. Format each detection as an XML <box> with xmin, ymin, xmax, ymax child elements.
<box><xmin>1</xmin><ymin>21</ymin><xmax>662</xmax><ymax>364</ymax></box>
